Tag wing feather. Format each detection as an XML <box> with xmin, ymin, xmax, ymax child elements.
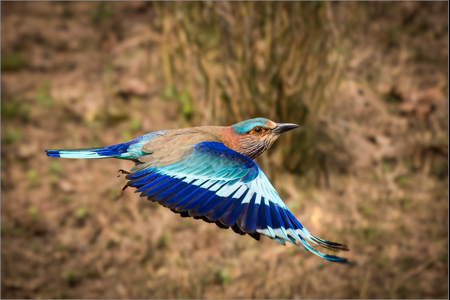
<box><xmin>126</xmin><ymin>141</ymin><xmax>349</xmax><ymax>263</ymax></box>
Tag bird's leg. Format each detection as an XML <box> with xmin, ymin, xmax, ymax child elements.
<box><xmin>116</xmin><ymin>169</ymin><xmax>131</xmax><ymax>200</ymax></box>
<box><xmin>115</xmin><ymin>184</ymin><xmax>129</xmax><ymax>200</ymax></box>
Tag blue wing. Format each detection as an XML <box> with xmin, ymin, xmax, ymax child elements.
<box><xmin>126</xmin><ymin>141</ymin><xmax>348</xmax><ymax>263</ymax></box>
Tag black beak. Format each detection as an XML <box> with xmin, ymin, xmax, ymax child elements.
<box><xmin>272</xmin><ymin>123</ymin><xmax>300</xmax><ymax>134</ymax></box>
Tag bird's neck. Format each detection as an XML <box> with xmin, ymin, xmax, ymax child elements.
<box><xmin>217</xmin><ymin>126</ymin><xmax>240</xmax><ymax>152</ymax></box>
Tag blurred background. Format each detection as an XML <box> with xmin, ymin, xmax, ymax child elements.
<box><xmin>1</xmin><ymin>1</ymin><xmax>448</xmax><ymax>299</ymax></box>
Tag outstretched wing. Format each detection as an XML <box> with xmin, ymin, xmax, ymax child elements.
<box><xmin>126</xmin><ymin>141</ymin><xmax>348</xmax><ymax>263</ymax></box>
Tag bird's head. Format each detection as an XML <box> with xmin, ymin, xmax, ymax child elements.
<box><xmin>230</xmin><ymin>118</ymin><xmax>299</xmax><ymax>159</ymax></box>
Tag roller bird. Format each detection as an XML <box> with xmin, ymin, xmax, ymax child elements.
<box><xmin>46</xmin><ymin>118</ymin><xmax>348</xmax><ymax>263</ymax></box>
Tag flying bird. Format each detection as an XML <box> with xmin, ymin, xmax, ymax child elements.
<box><xmin>46</xmin><ymin>118</ymin><xmax>348</xmax><ymax>263</ymax></box>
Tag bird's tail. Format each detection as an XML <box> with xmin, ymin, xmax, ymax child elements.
<box><xmin>46</xmin><ymin>131</ymin><xmax>166</xmax><ymax>160</ymax></box>
<box><xmin>45</xmin><ymin>146</ymin><xmax>122</xmax><ymax>159</ymax></box>
<box><xmin>45</xmin><ymin>138</ymin><xmax>141</xmax><ymax>159</ymax></box>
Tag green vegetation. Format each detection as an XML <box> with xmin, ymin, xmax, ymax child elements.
<box><xmin>28</xmin><ymin>206</ymin><xmax>38</xmax><ymax>219</ymax></box>
<box><xmin>91</xmin><ymin>2</ymin><xmax>112</xmax><ymax>24</ymax></box>
<box><xmin>74</xmin><ymin>207</ymin><xmax>89</xmax><ymax>219</ymax></box>
<box><xmin>160</xmin><ymin>86</ymin><xmax>193</xmax><ymax>120</ymax></box>
<box><xmin>128</xmin><ymin>117</ymin><xmax>140</xmax><ymax>132</ymax></box>
<box><xmin>215</xmin><ymin>269</ymin><xmax>232</xmax><ymax>287</ymax></box>
<box><xmin>1</xmin><ymin>52</ymin><xmax>27</xmax><ymax>71</ymax></box>
<box><xmin>61</xmin><ymin>270</ymin><xmax>83</xmax><ymax>286</ymax></box>
<box><xmin>27</xmin><ymin>169</ymin><xmax>41</xmax><ymax>188</ymax></box>
<box><xmin>121</xmin><ymin>130</ymin><xmax>133</xmax><ymax>142</ymax></box>
<box><xmin>433</xmin><ymin>162</ymin><xmax>448</xmax><ymax>179</ymax></box>
<box><xmin>157</xmin><ymin>232</ymin><xmax>173</xmax><ymax>250</ymax></box>
<box><xmin>1</xmin><ymin>101</ymin><xmax>31</xmax><ymax>121</ymax></box>
<box><xmin>36</xmin><ymin>81</ymin><xmax>53</xmax><ymax>107</ymax></box>
<box><xmin>3</xmin><ymin>127</ymin><xmax>22</xmax><ymax>144</ymax></box>
<box><xmin>49</xmin><ymin>161</ymin><xmax>61</xmax><ymax>176</ymax></box>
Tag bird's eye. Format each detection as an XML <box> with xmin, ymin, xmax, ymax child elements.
<box><xmin>248</xmin><ymin>127</ymin><xmax>265</xmax><ymax>134</ymax></box>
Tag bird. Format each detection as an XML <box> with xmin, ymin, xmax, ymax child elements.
<box><xmin>46</xmin><ymin>117</ymin><xmax>349</xmax><ymax>263</ymax></box>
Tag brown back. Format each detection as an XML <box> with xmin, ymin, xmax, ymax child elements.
<box><xmin>138</xmin><ymin>127</ymin><xmax>224</xmax><ymax>167</ymax></box>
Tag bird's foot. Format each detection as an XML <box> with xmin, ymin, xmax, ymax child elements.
<box><xmin>117</xmin><ymin>169</ymin><xmax>131</xmax><ymax>177</ymax></box>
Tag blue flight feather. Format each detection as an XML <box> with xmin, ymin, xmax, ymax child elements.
<box><xmin>124</xmin><ymin>141</ymin><xmax>348</xmax><ymax>263</ymax></box>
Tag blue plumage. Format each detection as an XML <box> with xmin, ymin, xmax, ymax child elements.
<box><xmin>45</xmin><ymin>131</ymin><xmax>167</xmax><ymax>160</ymax></box>
<box><xmin>232</xmin><ymin>117</ymin><xmax>271</xmax><ymax>134</ymax></box>
<box><xmin>125</xmin><ymin>141</ymin><xmax>349</xmax><ymax>263</ymax></box>
<box><xmin>46</xmin><ymin>120</ymin><xmax>349</xmax><ymax>264</ymax></box>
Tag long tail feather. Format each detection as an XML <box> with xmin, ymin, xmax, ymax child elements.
<box><xmin>45</xmin><ymin>147</ymin><xmax>121</xmax><ymax>159</ymax></box>
<box><xmin>45</xmin><ymin>133</ymin><xmax>162</xmax><ymax>160</ymax></box>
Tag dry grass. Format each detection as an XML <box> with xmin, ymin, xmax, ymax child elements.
<box><xmin>1</xmin><ymin>2</ymin><xmax>448</xmax><ymax>299</ymax></box>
